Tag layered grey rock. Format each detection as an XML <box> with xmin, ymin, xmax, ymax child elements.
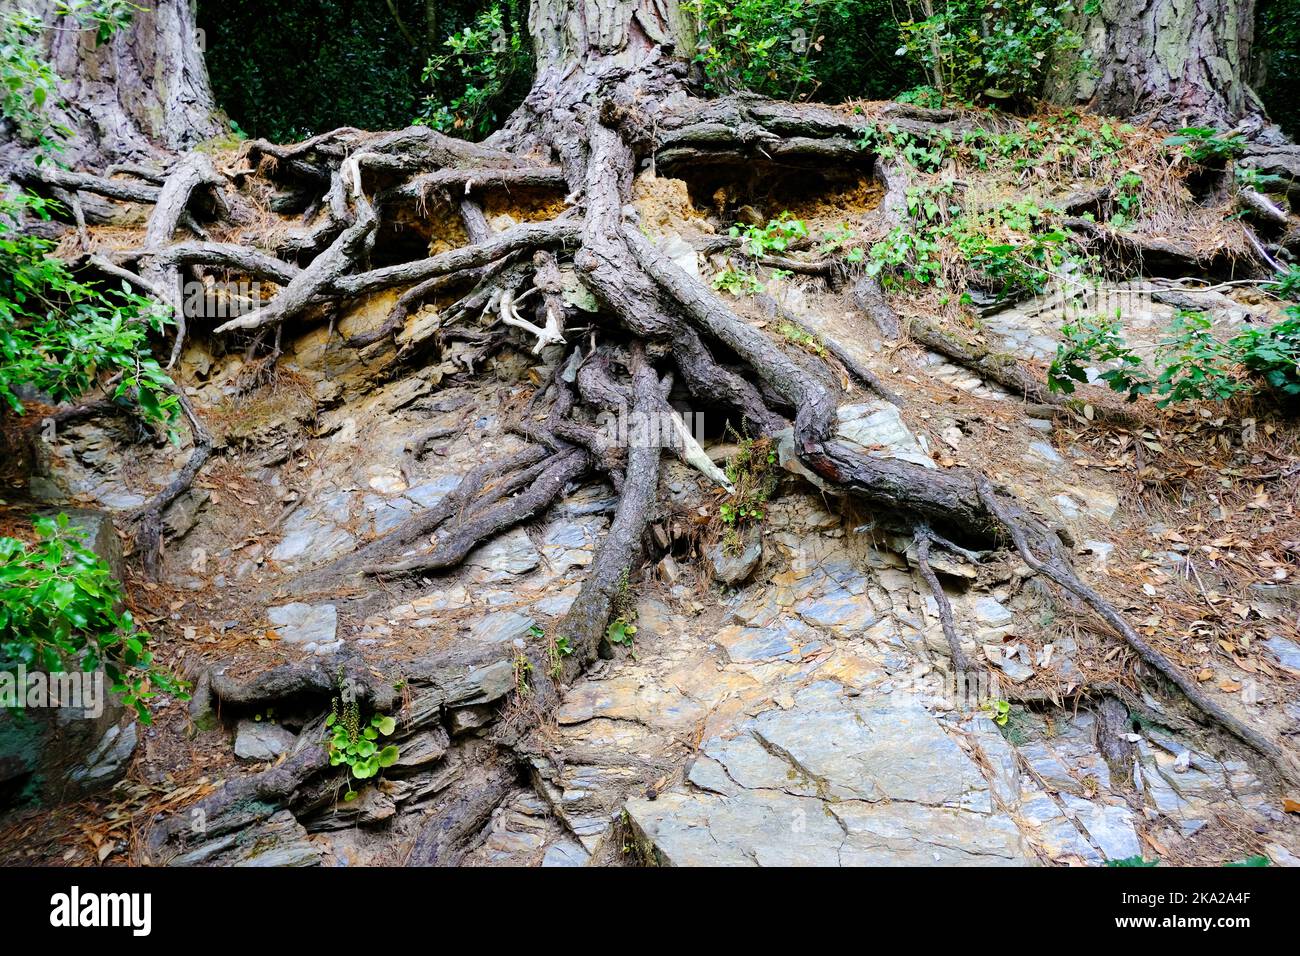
<box><xmin>627</xmin><ymin>682</ymin><xmax>1033</xmax><ymax>866</ymax></box>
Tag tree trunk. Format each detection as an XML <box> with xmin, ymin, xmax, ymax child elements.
<box><xmin>24</xmin><ymin>0</ymin><xmax>221</xmax><ymax>167</ymax></box>
<box><xmin>1048</xmin><ymin>0</ymin><xmax>1265</xmax><ymax>129</ymax></box>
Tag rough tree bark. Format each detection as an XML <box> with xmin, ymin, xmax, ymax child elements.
<box><xmin>1048</xmin><ymin>0</ymin><xmax>1267</xmax><ymax>131</ymax></box>
<box><xmin>3</xmin><ymin>0</ymin><xmax>221</xmax><ymax>169</ymax></box>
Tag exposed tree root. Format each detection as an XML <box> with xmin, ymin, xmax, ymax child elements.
<box><xmin>203</xmin><ymin>658</ymin><xmax>397</xmax><ymax>713</ymax></box>
<box><xmin>145</xmin><ymin>732</ymin><xmax>331</xmax><ymax>864</ymax></box>
<box><xmin>854</xmin><ymin>276</ymin><xmax>1143</xmax><ymax>426</ymax></box>
<box><xmin>913</xmin><ymin>525</ymin><xmax>971</xmax><ymax>673</ymax></box>
<box><xmin>904</xmin><ymin>311</ymin><xmax>1145</xmax><ymax>427</ymax></box>
<box><xmin>405</xmin><ymin>747</ymin><xmax>518</xmax><ymax>866</ymax></box>
<box><xmin>975</xmin><ymin>477</ymin><xmax>1300</xmax><ymax>783</ymax></box>
<box><xmin>1003</xmin><ymin>681</ymin><xmax>1197</xmax><ymax>735</ymax></box>
<box><xmin>1064</xmin><ymin>216</ymin><xmax>1258</xmax><ymax>278</ymax></box>
<box><xmin>755</xmin><ymin>290</ymin><xmax>903</xmax><ymax>406</ymax></box>
<box><xmin>39</xmin><ymin>32</ymin><xmax>1294</xmax><ymax>859</ymax></box>
<box><xmin>852</xmin><ymin>276</ymin><xmax>902</xmax><ymax>339</ymax></box>
<box><xmin>136</xmin><ymin>152</ymin><xmax>226</xmax><ymax>367</ymax></box>
<box><xmin>130</xmin><ymin>390</ymin><xmax>213</xmax><ymax>578</ymax></box>
<box><xmin>373</xmin><ymin>448</ymin><xmax>590</xmax><ymax>577</ymax></box>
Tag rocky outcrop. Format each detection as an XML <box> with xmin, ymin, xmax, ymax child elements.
<box><xmin>628</xmin><ymin>681</ymin><xmax>1033</xmax><ymax>866</ymax></box>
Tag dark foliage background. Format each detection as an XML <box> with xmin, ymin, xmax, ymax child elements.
<box><xmin>1258</xmin><ymin>0</ymin><xmax>1299</xmax><ymax>138</ymax></box>
<box><xmin>198</xmin><ymin>0</ymin><xmax>1298</xmax><ymax>143</ymax></box>
<box><xmin>198</xmin><ymin>0</ymin><xmax>467</xmax><ymax>140</ymax></box>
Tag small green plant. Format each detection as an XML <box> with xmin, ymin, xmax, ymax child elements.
<box><xmin>867</xmin><ymin>187</ymin><xmax>1065</xmax><ymax>298</ymax></box>
<box><xmin>325</xmin><ymin>681</ymin><xmax>398</xmax><ymax>801</ymax></box>
<box><xmin>1163</xmin><ymin>126</ymin><xmax>1245</xmax><ymax>166</ymax></box>
<box><xmin>547</xmin><ymin>634</ymin><xmax>573</xmax><ymax>679</ymax></box>
<box><xmin>712</xmin><ymin>269</ymin><xmax>766</xmax><ymax>297</ymax></box>
<box><xmin>894</xmin><ymin>84</ymin><xmax>944</xmax><ymax>109</ymax></box>
<box><xmin>1110</xmin><ymin>170</ymin><xmax>1143</xmax><ymax>228</ymax></box>
<box><xmin>1235</xmin><ymin>165</ymin><xmax>1287</xmax><ymax>193</ymax></box>
<box><xmin>869</xmin><ymin>228</ymin><xmax>934</xmax><ymax>286</ymax></box>
<box><xmin>983</xmin><ymin>698</ymin><xmax>1011</xmax><ymax>727</ymax></box>
<box><xmin>0</xmin><ymin>514</ymin><xmax>186</xmax><ymax>722</ymax></box>
<box><xmin>777</xmin><ymin>322</ymin><xmax>827</xmax><ymax>357</ymax></box>
<box><xmin>605</xmin><ymin>617</ymin><xmax>637</xmax><ymax>647</ymax></box>
<box><xmin>818</xmin><ymin>223</ymin><xmax>866</xmax><ymax>262</ymax></box>
<box><xmin>867</xmin><ymin>223</ymin><xmax>945</xmax><ymax>288</ymax></box>
<box><xmin>512</xmin><ymin>642</ymin><xmax>533</xmax><ymax>696</ymax></box>
<box><xmin>604</xmin><ymin>568</ymin><xmax>639</xmax><ymax>650</ymax></box>
<box><xmin>730</xmin><ymin>213</ymin><xmax>809</xmax><ymax>257</ymax></box>
<box><xmin>1106</xmin><ymin>855</ymin><xmax>1160</xmax><ymax>867</ymax></box>
<box><xmin>718</xmin><ymin>435</ymin><xmax>779</xmax><ymax>552</ymax></box>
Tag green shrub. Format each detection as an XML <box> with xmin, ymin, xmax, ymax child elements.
<box><xmin>867</xmin><ymin>187</ymin><xmax>1066</xmax><ymax>297</ymax></box>
<box><xmin>1232</xmin><ymin>310</ymin><xmax>1300</xmax><ymax>397</ymax></box>
<box><xmin>0</xmin><ymin>192</ymin><xmax>178</xmax><ymax>432</ymax></box>
<box><xmin>954</xmin><ymin>201</ymin><xmax>1067</xmax><ymax>298</ymax></box>
<box><xmin>0</xmin><ymin>9</ymin><xmax>66</xmax><ymax>155</ymax></box>
<box><xmin>1</xmin><ymin>3</ymin><xmax>137</xmax><ymax>152</ymax></box>
<box><xmin>778</xmin><ymin>321</ymin><xmax>828</xmax><ymax>357</ymax></box>
<box><xmin>1264</xmin><ymin>265</ymin><xmax>1300</xmax><ymax>302</ymax></box>
<box><xmin>1</xmin><ymin>8</ymin><xmax>177</xmax><ymax>435</ymax></box>
<box><xmin>1163</xmin><ymin>127</ymin><xmax>1245</xmax><ymax>166</ymax></box>
<box><xmin>868</xmin><ymin>225</ymin><xmax>945</xmax><ymax>288</ymax></box>
<box><xmin>0</xmin><ymin>514</ymin><xmax>185</xmax><ymax>722</ymax></box>
<box><xmin>1153</xmin><ymin>309</ymin><xmax>1246</xmax><ymax>405</ymax></box>
<box><xmin>689</xmin><ymin>0</ymin><xmax>825</xmax><ymax>98</ymax></box>
<box><xmin>730</xmin><ymin>213</ymin><xmax>809</xmax><ymax>257</ymax></box>
<box><xmin>1110</xmin><ymin>170</ymin><xmax>1143</xmax><ymax>227</ymax></box>
<box><xmin>894</xmin><ymin>0</ymin><xmax>1082</xmax><ymax>106</ymax></box>
<box><xmin>1049</xmin><ymin>313</ymin><xmax>1151</xmax><ymax>400</ymax></box>
<box><xmin>894</xmin><ymin>84</ymin><xmax>944</xmax><ymax>109</ymax></box>
<box><xmin>416</xmin><ymin>2</ymin><xmax>533</xmax><ymax>139</ymax></box>
<box><xmin>545</xmin><ymin>632</ymin><xmax>572</xmax><ymax>680</ymax></box>
<box><xmin>1048</xmin><ymin>308</ymin><xmax>1300</xmax><ymax>407</ymax></box>
<box><xmin>0</xmin><ymin>6</ymin><xmax>184</xmax><ymax>727</ymax></box>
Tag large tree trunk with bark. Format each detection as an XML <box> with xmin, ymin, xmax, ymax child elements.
<box><xmin>6</xmin><ymin>0</ymin><xmax>221</xmax><ymax>169</ymax></box>
<box><xmin>1048</xmin><ymin>0</ymin><xmax>1266</xmax><ymax>130</ymax></box>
